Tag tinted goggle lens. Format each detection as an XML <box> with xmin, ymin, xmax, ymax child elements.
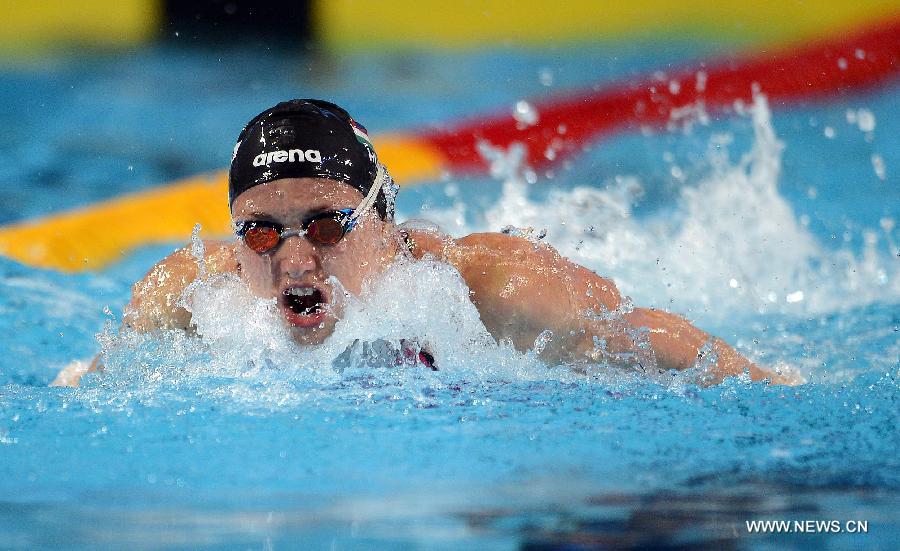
<box><xmin>306</xmin><ymin>217</ymin><xmax>345</xmax><ymax>245</ymax></box>
<box><xmin>243</xmin><ymin>225</ymin><xmax>281</xmax><ymax>253</ymax></box>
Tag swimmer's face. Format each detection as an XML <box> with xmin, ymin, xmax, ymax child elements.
<box><xmin>232</xmin><ymin>178</ymin><xmax>398</xmax><ymax>345</ymax></box>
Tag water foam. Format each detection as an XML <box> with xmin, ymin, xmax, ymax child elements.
<box><xmin>86</xmin><ymin>252</ymin><xmax>561</xmax><ymax>411</ymax></box>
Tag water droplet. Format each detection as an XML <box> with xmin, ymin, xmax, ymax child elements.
<box><xmin>871</xmin><ymin>154</ymin><xmax>886</xmax><ymax>181</ymax></box>
<box><xmin>531</xmin><ymin>329</ymin><xmax>553</xmax><ymax>356</ymax></box>
<box><xmin>513</xmin><ymin>100</ymin><xmax>538</xmax><ymax>127</ymax></box>
<box><xmin>695</xmin><ymin>70</ymin><xmax>707</xmax><ymax>92</ymax></box>
<box><xmin>857</xmin><ymin>109</ymin><xmax>875</xmax><ymax>132</ymax></box>
<box><xmin>538</xmin><ymin>68</ymin><xmax>554</xmax><ymax>86</ymax></box>
<box><xmin>847</xmin><ymin>108</ymin><xmax>876</xmax><ymax>132</ymax></box>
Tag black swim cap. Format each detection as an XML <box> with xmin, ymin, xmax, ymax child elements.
<box><xmin>229</xmin><ymin>99</ymin><xmax>389</xmax><ymax>218</ymax></box>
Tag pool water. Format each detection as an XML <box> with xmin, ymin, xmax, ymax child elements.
<box><xmin>1</xmin><ymin>42</ymin><xmax>898</xmax><ymax>549</ymax></box>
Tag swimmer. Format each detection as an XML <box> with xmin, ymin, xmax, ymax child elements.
<box><xmin>53</xmin><ymin>99</ymin><xmax>799</xmax><ymax>387</ymax></box>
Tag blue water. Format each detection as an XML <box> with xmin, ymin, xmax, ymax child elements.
<box><xmin>1</xmin><ymin>42</ymin><xmax>898</xmax><ymax>549</ymax></box>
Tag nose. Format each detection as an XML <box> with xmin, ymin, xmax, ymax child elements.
<box><xmin>273</xmin><ymin>234</ymin><xmax>320</xmax><ymax>279</ymax></box>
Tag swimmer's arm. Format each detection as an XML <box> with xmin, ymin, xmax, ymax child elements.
<box><xmin>622</xmin><ymin>308</ymin><xmax>800</xmax><ymax>385</ymax></box>
<box><xmin>407</xmin><ymin>230</ymin><xmax>796</xmax><ymax>385</ymax></box>
<box><xmin>50</xmin><ymin>240</ymin><xmax>237</xmax><ymax>387</ymax></box>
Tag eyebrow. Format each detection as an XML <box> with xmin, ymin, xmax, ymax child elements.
<box><xmin>243</xmin><ymin>211</ymin><xmax>276</xmax><ymax>221</ymax></box>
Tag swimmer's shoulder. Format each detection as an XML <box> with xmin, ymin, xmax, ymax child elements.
<box><xmin>124</xmin><ymin>240</ymin><xmax>238</xmax><ymax>332</ymax></box>
<box><xmin>401</xmin><ymin>224</ymin><xmax>564</xmax><ymax>263</ymax></box>
<box><xmin>200</xmin><ymin>239</ymin><xmax>239</xmax><ymax>275</ymax></box>
<box><xmin>398</xmin><ymin>221</ymin><xmax>454</xmax><ymax>259</ymax></box>
<box><xmin>399</xmin><ymin>224</ymin><xmax>563</xmax><ymax>269</ymax></box>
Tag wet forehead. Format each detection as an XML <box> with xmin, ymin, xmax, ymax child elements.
<box><xmin>231</xmin><ymin>178</ymin><xmax>364</xmax><ymax>221</ymax></box>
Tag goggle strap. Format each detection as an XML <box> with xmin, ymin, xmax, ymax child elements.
<box><xmin>348</xmin><ymin>162</ymin><xmax>388</xmax><ymax>223</ymax></box>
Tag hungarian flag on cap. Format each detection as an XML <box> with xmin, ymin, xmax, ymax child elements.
<box><xmin>349</xmin><ymin>119</ymin><xmax>372</xmax><ymax>148</ymax></box>
<box><xmin>349</xmin><ymin>118</ymin><xmax>377</xmax><ymax>163</ymax></box>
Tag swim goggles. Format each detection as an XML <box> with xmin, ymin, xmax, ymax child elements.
<box><xmin>235</xmin><ymin>163</ymin><xmax>387</xmax><ymax>253</ymax></box>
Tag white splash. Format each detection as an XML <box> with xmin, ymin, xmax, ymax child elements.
<box><xmin>90</xmin><ymin>254</ymin><xmax>557</xmax><ymax>409</ymax></box>
<box><xmin>417</xmin><ymin>94</ymin><xmax>899</xmax><ymax>319</ymax></box>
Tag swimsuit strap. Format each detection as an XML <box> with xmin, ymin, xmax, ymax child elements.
<box><xmin>398</xmin><ymin>229</ymin><xmax>416</xmax><ymax>257</ymax></box>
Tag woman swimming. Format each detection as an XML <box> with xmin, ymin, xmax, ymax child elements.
<box><xmin>54</xmin><ymin>99</ymin><xmax>797</xmax><ymax>386</ymax></box>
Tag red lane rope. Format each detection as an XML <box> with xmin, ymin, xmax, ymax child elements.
<box><xmin>422</xmin><ymin>16</ymin><xmax>900</xmax><ymax>174</ymax></box>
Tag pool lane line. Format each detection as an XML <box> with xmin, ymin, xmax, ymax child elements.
<box><xmin>1</xmin><ymin>16</ymin><xmax>898</xmax><ymax>273</ymax></box>
<box><xmin>419</xmin><ymin>14</ymin><xmax>900</xmax><ymax>175</ymax></box>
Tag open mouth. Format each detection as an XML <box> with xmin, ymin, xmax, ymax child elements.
<box><xmin>281</xmin><ymin>285</ymin><xmax>328</xmax><ymax>327</ymax></box>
